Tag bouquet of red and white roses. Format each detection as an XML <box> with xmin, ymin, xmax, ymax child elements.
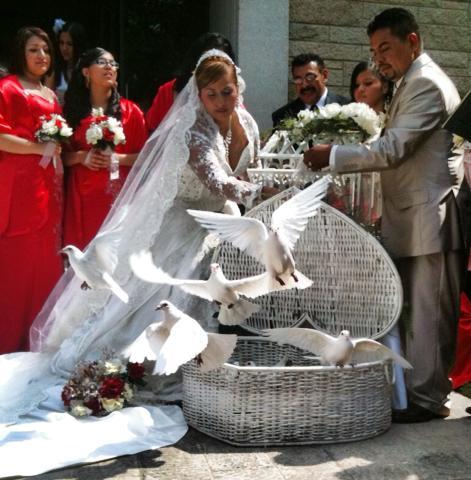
<box><xmin>85</xmin><ymin>107</ymin><xmax>126</xmax><ymax>180</ymax></box>
<box><xmin>35</xmin><ymin>113</ymin><xmax>73</xmax><ymax>171</ymax></box>
<box><xmin>61</xmin><ymin>350</ymin><xmax>146</xmax><ymax>418</ymax></box>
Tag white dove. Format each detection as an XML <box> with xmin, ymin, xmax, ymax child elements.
<box><xmin>265</xmin><ymin>328</ymin><xmax>413</xmax><ymax>369</ymax></box>
<box><xmin>130</xmin><ymin>251</ymin><xmax>291</xmax><ymax>325</ymax></box>
<box><xmin>123</xmin><ymin>300</ymin><xmax>237</xmax><ymax>374</ymax></box>
<box><xmin>61</xmin><ymin>233</ymin><xmax>129</xmax><ymax>304</ymax></box>
<box><xmin>187</xmin><ymin>175</ymin><xmax>331</xmax><ymax>288</ymax></box>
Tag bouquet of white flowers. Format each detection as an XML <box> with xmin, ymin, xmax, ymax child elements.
<box><xmin>35</xmin><ymin>113</ymin><xmax>73</xmax><ymax>172</ymax></box>
<box><xmin>84</xmin><ymin>107</ymin><xmax>126</xmax><ymax>180</ymax></box>
<box><xmin>279</xmin><ymin>102</ymin><xmax>382</xmax><ymax>145</ymax></box>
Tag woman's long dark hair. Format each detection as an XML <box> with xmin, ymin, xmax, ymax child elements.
<box><xmin>54</xmin><ymin>22</ymin><xmax>87</xmax><ymax>86</ymax></box>
<box><xmin>349</xmin><ymin>61</ymin><xmax>393</xmax><ymax>105</ymax></box>
<box><xmin>174</xmin><ymin>32</ymin><xmax>236</xmax><ymax>93</ymax></box>
<box><xmin>10</xmin><ymin>26</ymin><xmax>54</xmax><ymax>78</ymax></box>
<box><xmin>63</xmin><ymin>48</ymin><xmax>121</xmax><ymax>129</ymax></box>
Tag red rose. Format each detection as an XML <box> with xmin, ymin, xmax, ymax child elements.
<box><xmin>127</xmin><ymin>362</ymin><xmax>145</xmax><ymax>382</ymax></box>
<box><xmin>55</xmin><ymin>119</ymin><xmax>62</xmax><ymax>128</ymax></box>
<box><xmin>99</xmin><ymin>377</ymin><xmax>125</xmax><ymax>398</ymax></box>
<box><xmin>84</xmin><ymin>396</ymin><xmax>102</xmax><ymax>415</ymax></box>
<box><xmin>61</xmin><ymin>385</ymin><xmax>74</xmax><ymax>406</ymax></box>
<box><xmin>102</xmin><ymin>127</ymin><xmax>114</xmax><ymax>142</ymax></box>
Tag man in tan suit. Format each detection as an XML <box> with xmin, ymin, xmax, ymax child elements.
<box><xmin>304</xmin><ymin>8</ymin><xmax>469</xmax><ymax>422</ymax></box>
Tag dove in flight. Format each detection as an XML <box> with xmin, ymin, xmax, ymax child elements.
<box><xmin>187</xmin><ymin>175</ymin><xmax>331</xmax><ymax>288</ymax></box>
<box><xmin>61</xmin><ymin>232</ymin><xmax>129</xmax><ymax>303</ymax></box>
<box><xmin>123</xmin><ymin>300</ymin><xmax>237</xmax><ymax>374</ymax></box>
<box><xmin>265</xmin><ymin>328</ymin><xmax>412</xmax><ymax>369</ymax></box>
<box><xmin>129</xmin><ymin>251</ymin><xmax>291</xmax><ymax>325</ymax></box>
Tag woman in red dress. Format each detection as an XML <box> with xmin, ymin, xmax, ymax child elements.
<box><xmin>0</xmin><ymin>27</ymin><xmax>63</xmax><ymax>353</ymax></box>
<box><xmin>63</xmin><ymin>48</ymin><xmax>148</xmax><ymax>250</ymax></box>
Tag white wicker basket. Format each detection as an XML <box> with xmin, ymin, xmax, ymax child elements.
<box><xmin>183</xmin><ymin>339</ymin><xmax>393</xmax><ymax>445</ymax></box>
<box><xmin>250</xmin><ymin>129</ymin><xmax>383</xmax><ymax>233</ymax></box>
<box><xmin>182</xmin><ymin>188</ymin><xmax>403</xmax><ymax>445</ymax></box>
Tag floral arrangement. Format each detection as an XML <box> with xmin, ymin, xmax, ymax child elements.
<box><xmin>85</xmin><ymin>107</ymin><xmax>126</xmax><ymax>181</ymax></box>
<box><xmin>85</xmin><ymin>107</ymin><xmax>126</xmax><ymax>151</ymax></box>
<box><xmin>61</xmin><ymin>351</ymin><xmax>146</xmax><ymax>418</ymax></box>
<box><xmin>35</xmin><ymin>113</ymin><xmax>73</xmax><ymax>144</ymax></box>
<box><xmin>279</xmin><ymin>102</ymin><xmax>382</xmax><ymax>144</ymax></box>
<box><xmin>35</xmin><ymin>113</ymin><xmax>73</xmax><ymax>171</ymax></box>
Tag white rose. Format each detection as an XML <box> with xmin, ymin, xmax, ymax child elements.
<box><xmin>103</xmin><ymin>359</ymin><xmax>126</xmax><ymax>375</ymax></box>
<box><xmin>101</xmin><ymin>397</ymin><xmax>124</xmax><ymax>413</ymax></box>
<box><xmin>319</xmin><ymin>103</ymin><xmax>342</xmax><ymax>119</ymax></box>
<box><xmin>60</xmin><ymin>125</ymin><xmax>73</xmax><ymax>137</ymax></box>
<box><xmin>70</xmin><ymin>402</ymin><xmax>92</xmax><ymax>417</ymax></box>
<box><xmin>112</xmin><ymin>126</ymin><xmax>126</xmax><ymax>145</ymax></box>
<box><xmin>338</xmin><ymin>103</ymin><xmax>380</xmax><ymax>137</ymax></box>
<box><xmin>44</xmin><ymin>120</ymin><xmax>59</xmax><ymax>135</ymax></box>
<box><xmin>86</xmin><ymin>124</ymin><xmax>103</xmax><ymax>145</ymax></box>
<box><xmin>297</xmin><ymin>109</ymin><xmax>315</xmax><ymax>126</ymax></box>
<box><xmin>106</xmin><ymin>117</ymin><xmax>120</xmax><ymax>129</ymax></box>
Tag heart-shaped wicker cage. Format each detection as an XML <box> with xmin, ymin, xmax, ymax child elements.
<box><xmin>182</xmin><ymin>188</ymin><xmax>403</xmax><ymax>445</ymax></box>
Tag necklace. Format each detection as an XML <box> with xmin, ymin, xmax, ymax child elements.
<box><xmin>222</xmin><ymin>115</ymin><xmax>232</xmax><ymax>163</ymax></box>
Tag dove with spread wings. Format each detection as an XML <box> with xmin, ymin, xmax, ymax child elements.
<box><xmin>265</xmin><ymin>328</ymin><xmax>412</xmax><ymax>369</ymax></box>
<box><xmin>187</xmin><ymin>176</ymin><xmax>331</xmax><ymax>288</ymax></box>
<box><xmin>123</xmin><ymin>300</ymin><xmax>237</xmax><ymax>374</ymax></box>
<box><xmin>129</xmin><ymin>252</ymin><xmax>292</xmax><ymax>325</ymax></box>
<box><xmin>61</xmin><ymin>214</ymin><xmax>129</xmax><ymax>303</ymax></box>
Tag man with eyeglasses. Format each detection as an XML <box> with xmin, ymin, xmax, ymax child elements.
<box><xmin>272</xmin><ymin>53</ymin><xmax>348</xmax><ymax>128</ymax></box>
<box><xmin>304</xmin><ymin>8</ymin><xmax>470</xmax><ymax>423</ymax></box>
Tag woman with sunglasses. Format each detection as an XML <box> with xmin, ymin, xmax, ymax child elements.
<box><xmin>63</xmin><ymin>48</ymin><xmax>148</xmax><ymax>249</ymax></box>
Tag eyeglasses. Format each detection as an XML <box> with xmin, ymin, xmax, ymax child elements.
<box><xmin>93</xmin><ymin>58</ymin><xmax>119</xmax><ymax>69</ymax></box>
<box><xmin>293</xmin><ymin>73</ymin><xmax>317</xmax><ymax>85</ymax></box>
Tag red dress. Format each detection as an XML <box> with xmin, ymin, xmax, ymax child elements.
<box><xmin>63</xmin><ymin>98</ymin><xmax>148</xmax><ymax>250</ymax></box>
<box><xmin>0</xmin><ymin>75</ymin><xmax>63</xmax><ymax>353</ymax></box>
<box><xmin>145</xmin><ymin>79</ymin><xmax>176</xmax><ymax>131</ymax></box>
<box><xmin>450</xmin><ymin>293</ymin><xmax>471</xmax><ymax>388</ymax></box>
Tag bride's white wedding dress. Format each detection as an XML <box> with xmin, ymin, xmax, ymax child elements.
<box><xmin>0</xmin><ymin>50</ymin><xmax>260</xmax><ymax>477</ymax></box>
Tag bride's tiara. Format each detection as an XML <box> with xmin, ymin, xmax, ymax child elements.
<box><xmin>195</xmin><ymin>49</ymin><xmax>235</xmax><ymax>69</ymax></box>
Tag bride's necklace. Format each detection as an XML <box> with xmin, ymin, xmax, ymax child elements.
<box><xmin>222</xmin><ymin>115</ymin><xmax>232</xmax><ymax>163</ymax></box>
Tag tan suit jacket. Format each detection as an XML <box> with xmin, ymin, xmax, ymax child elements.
<box><xmin>333</xmin><ymin>53</ymin><xmax>468</xmax><ymax>258</ymax></box>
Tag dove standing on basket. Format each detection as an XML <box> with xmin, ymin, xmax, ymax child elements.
<box><xmin>188</xmin><ymin>175</ymin><xmax>331</xmax><ymax>288</ymax></box>
<box><xmin>265</xmin><ymin>328</ymin><xmax>412</xmax><ymax>369</ymax></box>
<box><xmin>130</xmin><ymin>252</ymin><xmax>303</xmax><ymax>325</ymax></box>
<box><xmin>123</xmin><ymin>300</ymin><xmax>237</xmax><ymax>374</ymax></box>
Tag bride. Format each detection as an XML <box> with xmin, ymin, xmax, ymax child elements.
<box><xmin>0</xmin><ymin>49</ymin><xmax>261</xmax><ymax>475</ymax></box>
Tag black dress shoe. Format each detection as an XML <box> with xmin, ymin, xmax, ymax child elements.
<box><xmin>392</xmin><ymin>402</ymin><xmax>449</xmax><ymax>424</ymax></box>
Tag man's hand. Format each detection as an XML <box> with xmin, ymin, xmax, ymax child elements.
<box><xmin>303</xmin><ymin>144</ymin><xmax>332</xmax><ymax>171</ymax></box>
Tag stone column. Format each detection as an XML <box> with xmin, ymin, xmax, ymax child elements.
<box><xmin>210</xmin><ymin>0</ymin><xmax>289</xmax><ymax>132</ymax></box>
